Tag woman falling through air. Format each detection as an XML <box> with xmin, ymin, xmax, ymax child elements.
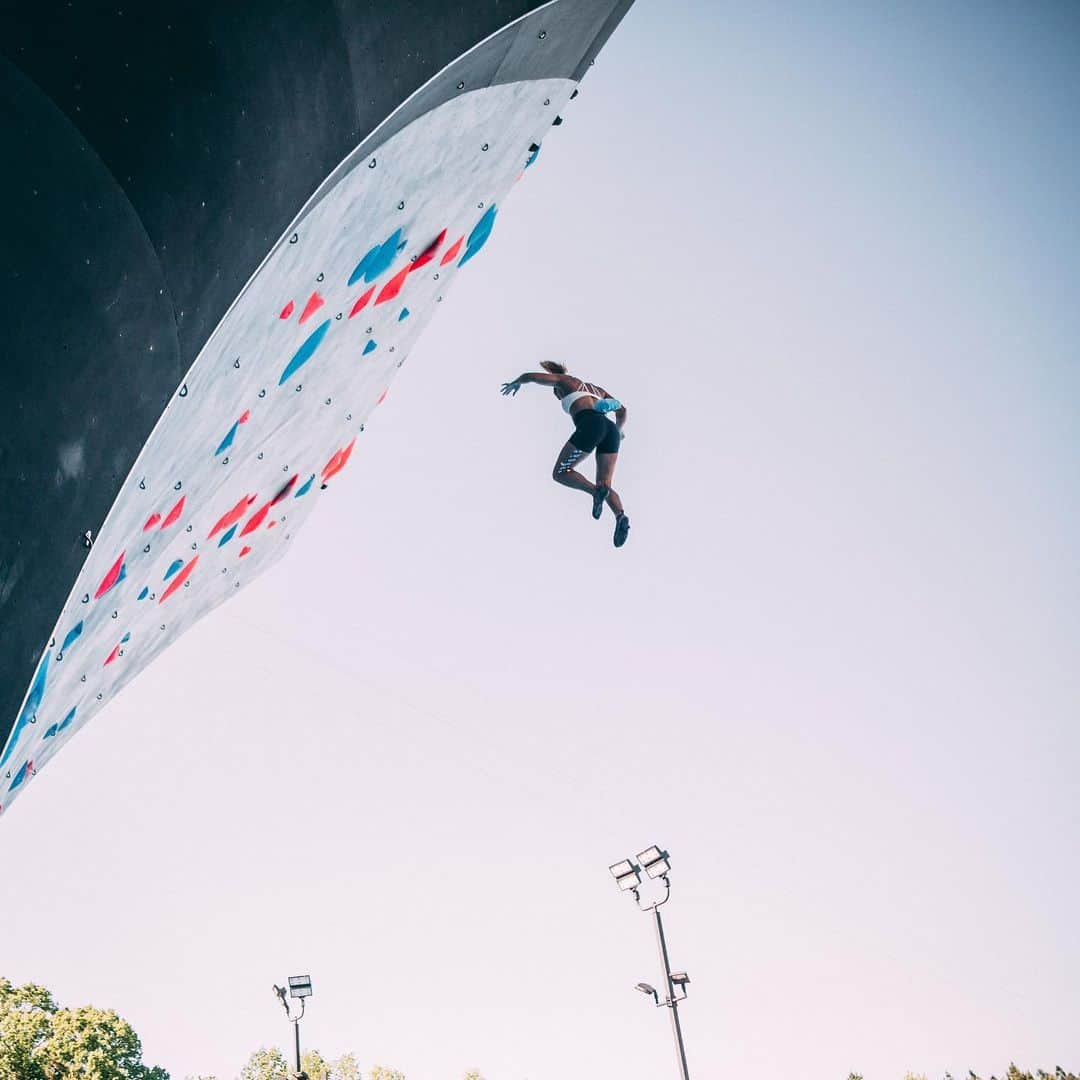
<box><xmin>501</xmin><ymin>361</ymin><xmax>630</xmax><ymax>547</ymax></box>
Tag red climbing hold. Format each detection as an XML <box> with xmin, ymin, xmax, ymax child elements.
<box><xmin>94</xmin><ymin>551</ymin><xmax>126</xmax><ymax>600</ymax></box>
<box><xmin>377</xmin><ymin>388</ymin><xmax>388</xmax><ymax>406</ymax></box>
<box><xmin>410</xmin><ymin>229</ymin><xmax>447</xmax><ymax>273</ymax></box>
<box><xmin>321</xmin><ymin>438</ymin><xmax>357</xmax><ymax>483</ymax></box>
<box><xmin>267</xmin><ymin>520</ymin><xmax>278</xmax><ymax>530</ymax></box>
<box><xmin>104</xmin><ymin>644</ymin><xmax>120</xmax><ymax>666</ymax></box>
<box><xmin>279</xmin><ymin>300</ymin><xmax>295</xmax><ymax>320</ymax></box>
<box><xmin>271</xmin><ymin>474</ymin><xmax>298</xmax><ymax>505</ymax></box>
<box><xmin>143</xmin><ymin>513</ymin><xmax>161</xmax><ymax>532</ymax></box>
<box><xmin>239</xmin><ymin>545</ymin><xmax>252</xmax><ymax>557</ymax></box>
<box><xmin>159</xmin><ymin>555</ymin><xmax>199</xmax><ymax>603</ymax></box>
<box><xmin>349</xmin><ymin>285</ymin><xmax>376</xmax><ymax>318</ymax></box>
<box><xmin>440</xmin><ymin>236</ymin><xmax>464</xmax><ymax>265</ymax></box>
<box><xmin>240</xmin><ymin>501</ymin><xmax>272</xmax><ymax>537</ymax></box>
<box><xmin>238</xmin><ymin>409</ymin><xmax>250</xmax><ymax>425</ymax></box>
<box><xmin>375</xmin><ymin>264</ymin><xmax>410</xmax><ymax>305</ymax></box>
<box><xmin>208</xmin><ymin>493</ymin><xmax>255</xmax><ymax>539</ymax></box>
<box><xmin>161</xmin><ymin>495</ymin><xmax>186</xmax><ymax>530</ymax></box>
<box><xmin>298</xmin><ymin>291</ymin><xmax>325</xmax><ymax>325</ymax></box>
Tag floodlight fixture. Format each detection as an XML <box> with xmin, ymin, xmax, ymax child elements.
<box><xmin>671</xmin><ymin>972</ymin><xmax>690</xmax><ymax>986</ymax></box>
<box><xmin>609</xmin><ymin>858</ymin><xmax>642</xmax><ymax>892</ymax></box>
<box><xmin>637</xmin><ymin>845</ymin><xmax>671</xmax><ymax>879</ymax></box>
<box><xmin>636</xmin><ymin>982</ymin><xmax>657</xmax><ymax>996</ymax></box>
<box><xmin>288</xmin><ymin>975</ymin><xmax>313</xmax><ymax>999</ymax></box>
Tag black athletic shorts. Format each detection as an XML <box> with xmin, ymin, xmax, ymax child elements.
<box><xmin>569</xmin><ymin>410</ymin><xmax>621</xmax><ymax>454</ymax></box>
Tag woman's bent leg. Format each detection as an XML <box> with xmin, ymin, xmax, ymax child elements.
<box><xmin>553</xmin><ymin>439</ymin><xmax>597</xmax><ymax>496</ymax></box>
<box><xmin>596</xmin><ymin>452</ymin><xmax>625</xmax><ymax>516</ymax></box>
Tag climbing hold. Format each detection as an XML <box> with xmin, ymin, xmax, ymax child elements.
<box><xmin>209</xmin><ymin>494</ymin><xmax>254</xmax><ymax>539</ymax></box>
<box><xmin>398</xmin><ymin>308</ymin><xmax>410</xmax><ymax>321</ymax></box>
<box><xmin>375</xmin><ymin>263</ymin><xmax>410</xmax><ymax>305</ymax></box>
<box><xmin>349</xmin><ymin>285</ymin><xmax>376</xmax><ymax>318</ymax></box>
<box><xmin>440</xmin><ymin>236</ymin><xmax>465</xmax><ymax>265</ymax></box>
<box><xmin>295</xmin><ymin>474</ymin><xmax>316</xmax><ymax>498</ymax></box>
<box><xmin>410</xmin><ymin>230</ymin><xmax>447</xmax><ymax>273</ymax></box>
<box><xmin>94</xmin><ymin>552</ymin><xmax>126</xmax><ymax>600</ymax></box>
<box><xmin>363</xmin><ymin>339</ymin><xmax>377</xmax><ymax>356</ymax></box>
<box><xmin>321</xmin><ymin>438</ymin><xmax>357</xmax><ymax>483</ymax></box>
<box><xmin>459</xmin><ymin>205</ymin><xmax>498</xmax><ymax>267</ymax></box>
<box><xmin>138</xmin><ymin>586</ymin><xmax>149</xmax><ymax>600</ymax></box>
<box><xmin>271</xmin><ymin>474</ymin><xmax>298</xmax><ymax>505</ymax></box>
<box><xmin>279</xmin><ymin>319</ymin><xmax>331</xmax><ymax>385</ymax></box>
<box><xmin>279</xmin><ymin>300</ymin><xmax>294</xmax><ymax>319</ymax></box>
<box><xmin>239</xmin><ymin>546</ymin><xmax>252</xmax><ymax>558</ymax></box>
<box><xmin>159</xmin><ymin>556</ymin><xmax>199</xmax><ymax>603</ymax></box>
<box><xmin>61</xmin><ymin>621</ymin><xmax>83</xmax><ymax>651</ymax></box>
<box><xmin>164</xmin><ymin>558</ymin><xmax>184</xmax><ymax>581</ymax></box>
<box><xmin>161</xmin><ymin>495</ymin><xmax>185</xmax><ymax>529</ymax></box>
<box><xmin>218</xmin><ymin>524</ymin><xmax>238</xmax><ymax>547</ymax></box>
<box><xmin>298</xmin><ymin>291</ymin><xmax>325</xmax><ymax>325</ymax></box>
<box><xmin>240</xmin><ymin>502</ymin><xmax>272</xmax><ymax>537</ymax></box>
<box><xmin>143</xmin><ymin>513</ymin><xmax>161</xmax><ymax>531</ymax></box>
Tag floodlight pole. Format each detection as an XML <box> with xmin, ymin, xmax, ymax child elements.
<box><xmin>293</xmin><ymin>1011</ymin><xmax>302</xmax><ymax>1078</ymax></box>
<box><xmin>651</xmin><ymin>900</ymin><xmax>691</xmax><ymax>1080</ymax></box>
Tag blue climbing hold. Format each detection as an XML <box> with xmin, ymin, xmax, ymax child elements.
<box><xmin>526</xmin><ymin>145</ymin><xmax>541</xmax><ymax>169</ymax></box>
<box><xmin>164</xmin><ymin>558</ymin><xmax>184</xmax><ymax>581</ymax></box>
<box><xmin>398</xmin><ymin>307</ymin><xmax>410</xmax><ymax>321</ymax></box>
<box><xmin>459</xmin><ymin>205</ymin><xmax>497</xmax><ymax>268</ymax></box>
<box><xmin>363</xmin><ymin>339</ymin><xmax>377</xmax><ymax>356</ymax></box>
<box><xmin>279</xmin><ymin>319</ymin><xmax>331</xmax><ymax>385</ymax></box>
<box><xmin>349</xmin><ymin>229</ymin><xmax>405</xmax><ymax>284</ymax></box>
<box><xmin>44</xmin><ymin>706</ymin><xmax>77</xmax><ymax>741</ymax></box>
<box><xmin>0</xmin><ymin>652</ymin><xmax>50</xmax><ymax>769</ymax></box>
<box><xmin>120</xmin><ymin>632</ymin><xmax>131</xmax><ymax>644</ymax></box>
<box><xmin>215</xmin><ymin>421</ymin><xmax>240</xmax><ymax>456</ymax></box>
<box><xmin>61</xmin><ymin>621</ymin><xmax>83</xmax><ymax>652</ymax></box>
<box><xmin>138</xmin><ymin>586</ymin><xmax>150</xmax><ymax>600</ymax></box>
<box><xmin>347</xmin><ymin>243</ymin><xmax>381</xmax><ymax>286</ymax></box>
<box><xmin>295</xmin><ymin>474</ymin><xmax>316</xmax><ymax>498</ymax></box>
<box><xmin>9</xmin><ymin>761</ymin><xmax>31</xmax><ymax>792</ymax></box>
<box><xmin>218</xmin><ymin>524</ymin><xmax>238</xmax><ymax>547</ymax></box>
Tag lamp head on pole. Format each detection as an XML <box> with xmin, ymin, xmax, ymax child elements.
<box><xmin>637</xmin><ymin>845</ymin><xmax>671</xmax><ymax>880</ymax></box>
<box><xmin>608</xmin><ymin>858</ymin><xmax>642</xmax><ymax>892</ymax></box>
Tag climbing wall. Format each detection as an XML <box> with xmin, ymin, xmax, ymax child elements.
<box><xmin>0</xmin><ymin>79</ymin><xmax>566</xmax><ymax>813</ymax></box>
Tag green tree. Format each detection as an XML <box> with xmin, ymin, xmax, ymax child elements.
<box><xmin>330</xmin><ymin>1054</ymin><xmax>360</xmax><ymax>1080</ymax></box>
<box><xmin>300</xmin><ymin>1050</ymin><xmax>331</xmax><ymax>1080</ymax></box>
<box><xmin>239</xmin><ymin>1047</ymin><xmax>289</xmax><ymax>1080</ymax></box>
<box><xmin>0</xmin><ymin>977</ymin><xmax>167</xmax><ymax>1080</ymax></box>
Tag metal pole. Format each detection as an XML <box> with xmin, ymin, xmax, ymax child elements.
<box><xmin>294</xmin><ymin>1017</ymin><xmax>302</xmax><ymax>1077</ymax></box>
<box><xmin>653</xmin><ymin>906</ymin><xmax>691</xmax><ymax>1080</ymax></box>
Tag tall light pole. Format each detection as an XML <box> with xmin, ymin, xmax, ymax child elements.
<box><xmin>273</xmin><ymin>974</ymin><xmax>313</xmax><ymax>1079</ymax></box>
<box><xmin>609</xmin><ymin>846</ymin><xmax>692</xmax><ymax>1080</ymax></box>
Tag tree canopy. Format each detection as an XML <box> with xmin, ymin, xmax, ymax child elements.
<box><xmin>0</xmin><ymin>977</ymin><xmax>168</xmax><ymax>1080</ymax></box>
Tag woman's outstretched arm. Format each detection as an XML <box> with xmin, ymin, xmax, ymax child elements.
<box><xmin>500</xmin><ymin>371</ymin><xmax>564</xmax><ymax>395</ymax></box>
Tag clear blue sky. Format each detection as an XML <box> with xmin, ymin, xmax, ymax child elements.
<box><xmin>2</xmin><ymin>2</ymin><xmax>1078</xmax><ymax>1077</ymax></box>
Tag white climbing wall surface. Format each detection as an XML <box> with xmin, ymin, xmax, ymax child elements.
<box><xmin>0</xmin><ymin>77</ymin><xmax>573</xmax><ymax>813</ymax></box>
